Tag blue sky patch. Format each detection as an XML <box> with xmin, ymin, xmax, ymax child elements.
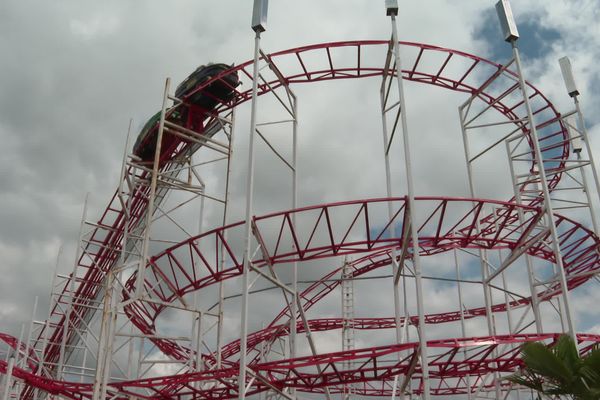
<box><xmin>475</xmin><ymin>9</ymin><xmax>561</xmax><ymax>63</ymax></box>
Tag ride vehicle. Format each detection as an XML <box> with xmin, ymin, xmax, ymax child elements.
<box><xmin>132</xmin><ymin>63</ymin><xmax>239</xmax><ymax>161</ymax></box>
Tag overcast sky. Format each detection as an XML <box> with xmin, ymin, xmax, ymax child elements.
<box><xmin>1</xmin><ymin>0</ymin><xmax>600</xmax><ymax>389</ymax></box>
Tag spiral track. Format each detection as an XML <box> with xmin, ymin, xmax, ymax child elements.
<box><xmin>1</xmin><ymin>40</ymin><xmax>599</xmax><ymax>399</ymax></box>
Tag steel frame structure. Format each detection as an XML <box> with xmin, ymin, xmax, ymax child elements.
<box><xmin>2</xmin><ymin>2</ymin><xmax>600</xmax><ymax>399</ymax></box>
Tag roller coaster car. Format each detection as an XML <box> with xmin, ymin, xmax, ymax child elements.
<box><xmin>132</xmin><ymin>63</ymin><xmax>239</xmax><ymax>161</ymax></box>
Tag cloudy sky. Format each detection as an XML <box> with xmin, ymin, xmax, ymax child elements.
<box><xmin>1</xmin><ymin>0</ymin><xmax>600</xmax><ymax>389</ymax></box>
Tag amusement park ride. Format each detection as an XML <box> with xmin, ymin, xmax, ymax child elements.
<box><xmin>1</xmin><ymin>0</ymin><xmax>600</xmax><ymax>398</ymax></box>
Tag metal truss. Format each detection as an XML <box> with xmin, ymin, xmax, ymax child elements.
<box><xmin>2</xmin><ymin>2</ymin><xmax>600</xmax><ymax>398</ymax></box>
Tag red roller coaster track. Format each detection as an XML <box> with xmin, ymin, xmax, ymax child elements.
<box><xmin>2</xmin><ymin>40</ymin><xmax>599</xmax><ymax>398</ymax></box>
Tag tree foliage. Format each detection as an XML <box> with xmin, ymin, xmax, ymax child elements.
<box><xmin>506</xmin><ymin>335</ymin><xmax>600</xmax><ymax>399</ymax></box>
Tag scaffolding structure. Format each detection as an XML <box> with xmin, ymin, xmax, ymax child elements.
<box><xmin>1</xmin><ymin>1</ymin><xmax>600</xmax><ymax>399</ymax></box>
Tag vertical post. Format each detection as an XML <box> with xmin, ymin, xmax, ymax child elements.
<box><xmin>2</xmin><ymin>326</ymin><xmax>24</xmax><ymax>400</ymax></box>
<box><xmin>504</xmin><ymin>139</ymin><xmax>543</xmax><ymax>333</ymax></box>
<box><xmin>120</xmin><ymin>120</ymin><xmax>138</xmax><ymax>382</ymax></box>
<box><xmin>137</xmin><ymin>78</ymin><xmax>171</xmax><ymax>296</ymax></box>
<box><xmin>492</xmin><ymin>210</ymin><xmax>515</xmax><ymax>335</ymax></box>
<box><xmin>458</xmin><ymin>108</ymin><xmax>497</xmax><ymax>339</ymax></box>
<box><xmin>341</xmin><ymin>258</ymin><xmax>355</xmax><ymax>399</ymax></box>
<box><xmin>574</xmin><ymin>96</ymin><xmax>600</xmax><ymax>223</ymax></box>
<box><xmin>217</xmin><ymin>110</ymin><xmax>236</xmax><ymax>369</ymax></box>
<box><xmin>239</xmin><ymin>2</ymin><xmax>267</xmax><ymax>396</ymax></box>
<box><xmin>381</xmin><ymin>3</ymin><xmax>407</xmax><ymax>396</ymax></box>
<box><xmin>59</xmin><ymin>194</ymin><xmax>89</xmax><ymax>379</ymax></box>
<box><xmin>380</xmin><ymin>48</ymin><xmax>404</xmax><ymax>351</ymax></box>
<box><xmin>560</xmin><ymin>56</ymin><xmax>600</xmax><ymax>234</ymax></box>
<box><xmin>36</xmin><ymin>320</ymin><xmax>51</xmax><ymax>398</ymax></box>
<box><xmin>454</xmin><ymin>249</ymin><xmax>472</xmax><ymax>400</ymax></box>
<box><xmin>42</xmin><ymin>244</ymin><xmax>63</xmax><ymax>376</ymax></box>
<box><xmin>92</xmin><ymin>269</ymin><xmax>114</xmax><ymax>400</ymax></box>
<box><xmin>386</xmin><ymin>2</ymin><xmax>430</xmax><ymax>397</ymax></box>
<box><xmin>572</xmin><ymin>131</ymin><xmax>599</xmax><ymax>234</ymax></box>
<box><xmin>24</xmin><ymin>297</ymin><xmax>37</xmax><ymax>373</ymax></box>
<box><xmin>1</xmin><ymin>357</ymin><xmax>15</xmax><ymax>400</ymax></box>
<box><xmin>196</xmin><ymin>312</ymin><xmax>203</xmax><ymax>372</ymax></box>
<box><xmin>510</xmin><ymin>42</ymin><xmax>576</xmax><ymax>339</ymax></box>
<box><xmin>289</xmin><ymin>92</ymin><xmax>298</xmax><ymax>399</ymax></box>
<box><xmin>93</xmin><ymin>119</ymin><xmax>139</xmax><ymax>400</ymax></box>
<box><xmin>10</xmin><ymin>325</ymin><xmax>25</xmax><ymax>398</ymax></box>
<box><xmin>80</xmin><ymin>330</ymin><xmax>89</xmax><ymax>383</ymax></box>
<box><xmin>496</xmin><ymin>0</ymin><xmax>576</xmax><ymax>338</ymax></box>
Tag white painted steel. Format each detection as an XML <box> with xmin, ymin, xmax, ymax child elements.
<box><xmin>390</xmin><ymin>12</ymin><xmax>431</xmax><ymax>399</ymax></box>
<box><xmin>238</xmin><ymin>30</ymin><xmax>262</xmax><ymax>400</ymax></box>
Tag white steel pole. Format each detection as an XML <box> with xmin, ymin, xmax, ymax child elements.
<box><xmin>380</xmin><ymin>58</ymin><xmax>404</xmax><ymax>350</ymax></box>
<box><xmin>458</xmin><ymin>108</ymin><xmax>497</xmax><ymax>339</ymax></box>
<box><xmin>99</xmin><ymin>269</ymin><xmax>120</xmax><ymax>400</ymax></box>
<box><xmin>504</xmin><ymin>139</ymin><xmax>543</xmax><ymax>333</ymax></box>
<box><xmin>511</xmin><ymin>41</ymin><xmax>577</xmax><ymax>339</ymax></box>
<box><xmin>59</xmin><ymin>193</ymin><xmax>89</xmax><ymax>379</ymax></box>
<box><xmin>15</xmin><ymin>326</ymin><xmax>25</xmax><ymax>397</ymax></box>
<box><xmin>13</xmin><ymin>325</ymin><xmax>25</xmax><ymax>390</ymax></box>
<box><xmin>454</xmin><ymin>249</ymin><xmax>472</xmax><ymax>400</ymax></box>
<box><xmin>95</xmin><ymin>126</ymin><xmax>137</xmax><ymax>400</ymax></box>
<box><xmin>574</xmin><ymin>98</ymin><xmax>600</xmax><ymax>234</ymax></box>
<box><xmin>574</xmin><ymin>148</ymin><xmax>599</xmax><ymax>234</ymax></box>
<box><xmin>80</xmin><ymin>330</ymin><xmax>88</xmax><ymax>383</ymax></box>
<box><xmin>1</xmin><ymin>357</ymin><xmax>15</xmax><ymax>400</ymax></box>
<box><xmin>195</xmin><ymin>312</ymin><xmax>202</xmax><ymax>372</ymax></box>
<box><xmin>95</xmin><ymin>117</ymin><xmax>135</xmax><ymax>400</ymax></box>
<box><xmin>23</xmin><ymin>296</ymin><xmax>38</xmax><ymax>376</ymax></box>
<box><xmin>92</xmin><ymin>270</ymin><xmax>113</xmax><ymax>400</ymax></box>
<box><xmin>238</xmin><ymin>29</ymin><xmax>262</xmax><ymax>400</ymax></box>
<box><xmin>559</xmin><ymin>56</ymin><xmax>600</xmax><ymax>230</ymax></box>
<box><xmin>41</xmin><ymin>245</ymin><xmax>62</xmax><ymax>372</ymax></box>
<box><xmin>289</xmin><ymin>92</ymin><xmax>298</xmax><ymax>399</ymax></box>
<box><xmin>389</xmin><ymin>11</ymin><xmax>431</xmax><ymax>399</ymax></box>
<box><xmin>217</xmin><ymin>109</ymin><xmax>235</xmax><ymax>369</ymax></box>
<box><xmin>137</xmin><ymin>78</ymin><xmax>171</xmax><ymax>297</ymax></box>
<box><xmin>120</xmin><ymin>120</ymin><xmax>138</xmax><ymax>381</ymax></box>
<box><xmin>381</xmin><ymin>7</ymin><xmax>408</xmax><ymax>396</ymax></box>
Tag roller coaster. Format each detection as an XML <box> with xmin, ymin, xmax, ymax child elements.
<box><xmin>1</xmin><ymin>2</ymin><xmax>600</xmax><ymax>399</ymax></box>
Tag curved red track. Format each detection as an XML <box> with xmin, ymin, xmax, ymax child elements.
<box><xmin>2</xmin><ymin>40</ymin><xmax>598</xmax><ymax>398</ymax></box>
<box><xmin>3</xmin><ymin>334</ymin><xmax>600</xmax><ymax>398</ymax></box>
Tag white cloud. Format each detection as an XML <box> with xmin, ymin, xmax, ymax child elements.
<box><xmin>69</xmin><ymin>14</ymin><xmax>120</xmax><ymax>40</ymax></box>
<box><xmin>1</xmin><ymin>0</ymin><xmax>600</xmax><ymax>396</ymax></box>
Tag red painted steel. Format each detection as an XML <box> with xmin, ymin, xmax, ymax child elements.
<box><xmin>1</xmin><ymin>40</ymin><xmax>596</xmax><ymax>398</ymax></box>
<box><xmin>2</xmin><ymin>334</ymin><xmax>600</xmax><ymax>398</ymax></box>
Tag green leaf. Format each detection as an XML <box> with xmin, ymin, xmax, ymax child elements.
<box><xmin>553</xmin><ymin>334</ymin><xmax>581</xmax><ymax>372</ymax></box>
<box><xmin>505</xmin><ymin>371</ymin><xmax>544</xmax><ymax>393</ymax></box>
<box><xmin>521</xmin><ymin>341</ymin><xmax>574</xmax><ymax>384</ymax></box>
<box><xmin>583</xmin><ymin>348</ymin><xmax>600</xmax><ymax>376</ymax></box>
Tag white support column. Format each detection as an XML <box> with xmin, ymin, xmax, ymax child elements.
<box><xmin>559</xmin><ymin>57</ymin><xmax>600</xmax><ymax>234</ymax></box>
<box><xmin>42</xmin><ymin>245</ymin><xmax>63</xmax><ymax>376</ymax></box>
<box><xmin>137</xmin><ymin>77</ymin><xmax>171</xmax><ymax>297</ymax></box>
<box><xmin>505</xmin><ymin>139</ymin><xmax>544</xmax><ymax>334</ymax></box>
<box><xmin>341</xmin><ymin>258</ymin><xmax>355</xmax><ymax>400</ymax></box>
<box><xmin>573</xmin><ymin>97</ymin><xmax>600</xmax><ymax>224</ymax></box>
<box><xmin>24</xmin><ymin>297</ymin><xmax>38</xmax><ymax>377</ymax></box>
<box><xmin>92</xmin><ymin>269</ymin><xmax>115</xmax><ymax>400</ymax></box>
<box><xmin>289</xmin><ymin>92</ymin><xmax>298</xmax><ymax>399</ymax></box>
<box><xmin>238</xmin><ymin>22</ymin><xmax>264</xmax><ymax>400</ymax></box>
<box><xmin>511</xmin><ymin>41</ymin><xmax>577</xmax><ymax>339</ymax></box>
<box><xmin>217</xmin><ymin>110</ymin><xmax>236</xmax><ymax>370</ymax></box>
<box><xmin>380</xmin><ymin>5</ymin><xmax>410</xmax><ymax>399</ymax></box>
<box><xmin>454</xmin><ymin>249</ymin><xmax>472</xmax><ymax>400</ymax></box>
<box><xmin>1</xmin><ymin>357</ymin><xmax>15</xmax><ymax>400</ymax></box>
<box><xmin>59</xmin><ymin>193</ymin><xmax>90</xmax><ymax>380</ymax></box>
<box><xmin>380</xmin><ymin>44</ymin><xmax>405</xmax><ymax>355</ymax></box>
<box><xmin>386</xmin><ymin>3</ymin><xmax>431</xmax><ymax>397</ymax></box>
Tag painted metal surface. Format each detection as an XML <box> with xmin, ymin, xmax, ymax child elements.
<box><xmin>1</xmin><ymin>39</ymin><xmax>598</xmax><ymax>398</ymax></box>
